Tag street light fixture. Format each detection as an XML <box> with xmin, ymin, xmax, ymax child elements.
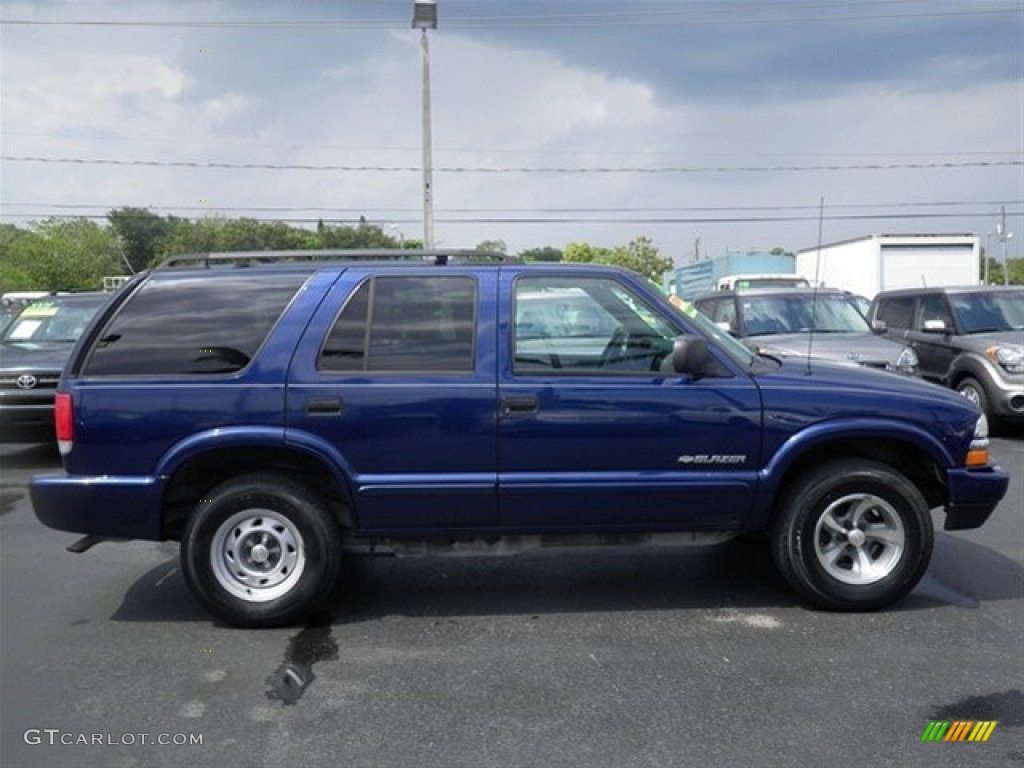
<box><xmin>412</xmin><ymin>1</ymin><xmax>437</xmax><ymax>249</ymax></box>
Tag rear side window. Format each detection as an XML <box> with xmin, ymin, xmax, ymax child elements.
<box><xmin>83</xmin><ymin>274</ymin><xmax>306</xmax><ymax>375</ymax></box>
<box><xmin>319</xmin><ymin>275</ymin><xmax>476</xmax><ymax>373</ymax></box>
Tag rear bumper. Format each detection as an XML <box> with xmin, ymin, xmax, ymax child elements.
<box><xmin>942</xmin><ymin>466</ymin><xmax>1010</xmax><ymax>531</ymax></box>
<box><xmin>30</xmin><ymin>473</ymin><xmax>165</xmax><ymax>540</ymax></box>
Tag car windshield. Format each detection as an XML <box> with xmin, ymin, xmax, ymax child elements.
<box><xmin>664</xmin><ymin>294</ymin><xmax>758</xmax><ymax>367</ymax></box>
<box><xmin>2</xmin><ymin>297</ymin><xmax>107</xmax><ymax>343</ymax></box>
<box><xmin>740</xmin><ymin>294</ymin><xmax>870</xmax><ymax>337</ymax></box>
<box><xmin>949</xmin><ymin>290</ymin><xmax>1024</xmax><ymax>334</ymax></box>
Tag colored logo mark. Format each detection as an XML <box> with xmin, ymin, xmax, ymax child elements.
<box><xmin>921</xmin><ymin>721</ymin><xmax>997</xmax><ymax>742</ymax></box>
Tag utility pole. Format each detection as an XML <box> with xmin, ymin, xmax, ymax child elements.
<box><xmin>996</xmin><ymin>205</ymin><xmax>1013</xmax><ymax>286</ymax></box>
<box><xmin>412</xmin><ymin>1</ymin><xmax>438</xmax><ymax>249</ymax></box>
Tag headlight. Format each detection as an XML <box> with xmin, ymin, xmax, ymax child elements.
<box><xmin>986</xmin><ymin>345</ymin><xmax>1024</xmax><ymax>374</ymax></box>
<box><xmin>966</xmin><ymin>415</ymin><xmax>990</xmax><ymax>467</ymax></box>
<box><xmin>895</xmin><ymin>346</ymin><xmax>919</xmax><ymax>374</ymax></box>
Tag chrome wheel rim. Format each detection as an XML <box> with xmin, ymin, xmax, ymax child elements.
<box><xmin>814</xmin><ymin>493</ymin><xmax>905</xmax><ymax>585</ymax></box>
<box><xmin>958</xmin><ymin>383</ymin><xmax>981</xmax><ymax>407</ymax></box>
<box><xmin>210</xmin><ymin>509</ymin><xmax>305</xmax><ymax>602</ymax></box>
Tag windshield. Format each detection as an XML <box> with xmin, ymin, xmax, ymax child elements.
<box><xmin>3</xmin><ymin>297</ymin><xmax>107</xmax><ymax>343</ymax></box>
<box><xmin>739</xmin><ymin>294</ymin><xmax>870</xmax><ymax>336</ymax></box>
<box><xmin>665</xmin><ymin>294</ymin><xmax>758</xmax><ymax>367</ymax></box>
<box><xmin>949</xmin><ymin>290</ymin><xmax>1024</xmax><ymax>334</ymax></box>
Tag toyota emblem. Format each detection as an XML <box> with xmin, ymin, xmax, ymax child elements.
<box><xmin>15</xmin><ymin>374</ymin><xmax>38</xmax><ymax>390</ymax></box>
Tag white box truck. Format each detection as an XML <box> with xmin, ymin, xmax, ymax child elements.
<box><xmin>796</xmin><ymin>234</ymin><xmax>980</xmax><ymax>300</ymax></box>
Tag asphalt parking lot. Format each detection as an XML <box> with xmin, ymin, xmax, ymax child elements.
<box><xmin>1</xmin><ymin>435</ymin><xmax>1022</xmax><ymax>768</ymax></box>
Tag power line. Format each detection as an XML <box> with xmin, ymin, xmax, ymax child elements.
<box><xmin>5</xmin><ymin>130</ymin><xmax>1014</xmax><ymax>159</ymax></box>
<box><xmin>1</xmin><ymin>5</ymin><xmax>1017</xmax><ymax>29</ymax></box>
<box><xmin>2</xmin><ymin>211</ymin><xmax>1019</xmax><ymax>225</ymax></box>
<box><xmin>3</xmin><ymin>200</ymin><xmax>1021</xmax><ymax>214</ymax></box>
<box><xmin>3</xmin><ymin>155</ymin><xmax>1019</xmax><ymax>174</ymax></box>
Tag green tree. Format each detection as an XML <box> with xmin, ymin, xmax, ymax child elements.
<box><xmin>519</xmin><ymin>246</ymin><xmax>563</xmax><ymax>262</ymax></box>
<box><xmin>0</xmin><ymin>218</ymin><xmax>119</xmax><ymax>291</ymax></box>
<box><xmin>563</xmin><ymin>242</ymin><xmax>613</xmax><ymax>264</ymax></box>
<box><xmin>0</xmin><ymin>224</ymin><xmax>40</xmax><ymax>291</ymax></box>
<box><xmin>156</xmin><ymin>218</ymin><xmax>224</xmax><ymax>261</ymax></box>
<box><xmin>998</xmin><ymin>256</ymin><xmax>1024</xmax><ymax>285</ymax></box>
<box><xmin>107</xmin><ymin>207</ymin><xmax>177</xmax><ymax>273</ymax></box>
<box><xmin>475</xmin><ymin>239</ymin><xmax>508</xmax><ymax>254</ymax></box>
<box><xmin>563</xmin><ymin>237</ymin><xmax>672</xmax><ymax>283</ymax></box>
<box><xmin>608</xmin><ymin>236</ymin><xmax>674</xmax><ymax>283</ymax></box>
<box><xmin>315</xmin><ymin>221</ymin><xmax>402</xmax><ymax>249</ymax></box>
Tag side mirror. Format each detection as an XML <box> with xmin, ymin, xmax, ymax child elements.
<box><xmin>922</xmin><ymin>319</ymin><xmax>948</xmax><ymax>334</ymax></box>
<box><xmin>871</xmin><ymin>319</ymin><xmax>887</xmax><ymax>334</ymax></box>
<box><xmin>671</xmin><ymin>335</ymin><xmax>710</xmax><ymax>377</ymax></box>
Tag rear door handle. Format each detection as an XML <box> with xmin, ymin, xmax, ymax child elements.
<box><xmin>501</xmin><ymin>395</ymin><xmax>539</xmax><ymax>415</ymax></box>
<box><xmin>305</xmin><ymin>397</ymin><xmax>343</xmax><ymax>416</ymax></box>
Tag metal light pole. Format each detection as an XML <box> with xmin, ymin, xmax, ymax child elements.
<box><xmin>984</xmin><ymin>232</ymin><xmax>993</xmax><ymax>285</ymax></box>
<box><xmin>412</xmin><ymin>1</ymin><xmax>437</xmax><ymax>249</ymax></box>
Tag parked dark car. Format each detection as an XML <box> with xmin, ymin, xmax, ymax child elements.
<box><xmin>867</xmin><ymin>286</ymin><xmax>1024</xmax><ymax>427</ymax></box>
<box><xmin>693</xmin><ymin>288</ymin><xmax>919</xmax><ymax>375</ymax></box>
<box><xmin>0</xmin><ymin>292</ymin><xmax>111</xmax><ymax>442</ymax></box>
<box><xmin>29</xmin><ymin>252</ymin><xmax>1006</xmax><ymax>626</ymax></box>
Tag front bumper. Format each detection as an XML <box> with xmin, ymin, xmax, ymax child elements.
<box><xmin>30</xmin><ymin>473</ymin><xmax>165</xmax><ymax>540</ymax></box>
<box><xmin>0</xmin><ymin>403</ymin><xmax>56</xmax><ymax>443</ymax></box>
<box><xmin>942</xmin><ymin>466</ymin><xmax>1010</xmax><ymax>531</ymax></box>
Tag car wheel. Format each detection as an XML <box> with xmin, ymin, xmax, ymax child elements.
<box><xmin>957</xmin><ymin>376</ymin><xmax>989</xmax><ymax>419</ymax></box>
<box><xmin>771</xmin><ymin>459</ymin><xmax>932</xmax><ymax>611</ymax></box>
<box><xmin>181</xmin><ymin>473</ymin><xmax>342</xmax><ymax>627</ymax></box>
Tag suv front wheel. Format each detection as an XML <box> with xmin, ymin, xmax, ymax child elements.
<box><xmin>181</xmin><ymin>474</ymin><xmax>342</xmax><ymax>627</ymax></box>
<box><xmin>771</xmin><ymin>459</ymin><xmax>933</xmax><ymax>610</ymax></box>
<box><xmin>956</xmin><ymin>376</ymin><xmax>989</xmax><ymax>420</ymax></box>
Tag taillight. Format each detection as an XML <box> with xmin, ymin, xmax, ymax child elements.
<box><xmin>55</xmin><ymin>392</ymin><xmax>73</xmax><ymax>455</ymax></box>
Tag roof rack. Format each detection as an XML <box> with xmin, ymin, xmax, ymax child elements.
<box><xmin>157</xmin><ymin>249</ymin><xmax>515</xmax><ymax>270</ymax></box>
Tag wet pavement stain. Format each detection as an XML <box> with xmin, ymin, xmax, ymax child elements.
<box><xmin>933</xmin><ymin>689</ymin><xmax>1024</xmax><ymax>727</ymax></box>
<box><xmin>265</xmin><ymin>614</ymin><xmax>338</xmax><ymax>706</ymax></box>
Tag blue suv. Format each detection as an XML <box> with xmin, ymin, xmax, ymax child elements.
<box><xmin>30</xmin><ymin>251</ymin><xmax>1009</xmax><ymax>626</ymax></box>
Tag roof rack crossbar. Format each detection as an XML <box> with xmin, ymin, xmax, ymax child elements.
<box><xmin>157</xmin><ymin>249</ymin><xmax>513</xmax><ymax>269</ymax></box>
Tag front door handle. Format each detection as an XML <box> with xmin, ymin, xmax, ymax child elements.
<box><xmin>306</xmin><ymin>397</ymin><xmax>343</xmax><ymax>416</ymax></box>
<box><xmin>501</xmin><ymin>395</ymin><xmax>539</xmax><ymax>415</ymax></box>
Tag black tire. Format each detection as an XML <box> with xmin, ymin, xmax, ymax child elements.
<box><xmin>181</xmin><ymin>473</ymin><xmax>342</xmax><ymax>627</ymax></box>
<box><xmin>956</xmin><ymin>376</ymin><xmax>990</xmax><ymax>421</ymax></box>
<box><xmin>771</xmin><ymin>459</ymin><xmax>933</xmax><ymax>611</ymax></box>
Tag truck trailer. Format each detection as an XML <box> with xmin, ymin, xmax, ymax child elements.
<box><xmin>796</xmin><ymin>234</ymin><xmax>980</xmax><ymax>299</ymax></box>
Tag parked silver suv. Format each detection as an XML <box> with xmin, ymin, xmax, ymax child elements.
<box><xmin>867</xmin><ymin>286</ymin><xmax>1024</xmax><ymax>427</ymax></box>
<box><xmin>692</xmin><ymin>288</ymin><xmax>919</xmax><ymax>375</ymax></box>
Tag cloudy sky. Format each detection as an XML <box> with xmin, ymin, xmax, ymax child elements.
<box><xmin>1</xmin><ymin>0</ymin><xmax>1021</xmax><ymax>264</ymax></box>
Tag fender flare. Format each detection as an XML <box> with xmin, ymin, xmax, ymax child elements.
<box><xmin>154</xmin><ymin>426</ymin><xmax>360</xmax><ymax>519</ymax></box>
<box><xmin>748</xmin><ymin>417</ymin><xmax>959</xmax><ymax>528</ymax></box>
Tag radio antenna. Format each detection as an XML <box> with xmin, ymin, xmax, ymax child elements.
<box><xmin>806</xmin><ymin>196</ymin><xmax>825</xmax><ymax>375</ymax></box>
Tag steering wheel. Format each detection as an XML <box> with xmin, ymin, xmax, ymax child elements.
<box><xmin>600</xmin><ymin>327</ymin><xmax>628</xmax><ymax>367</ymax></box>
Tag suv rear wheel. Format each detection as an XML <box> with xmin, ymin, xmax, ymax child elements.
<box><xmin>181</xmin><ymin>474</ymin><xmax>342</xmax><ymax>627</ymax></box>
<box><xmin>771</xmin><ymin>459</ymin><xmax>933</xmax><ymax>610</ymax></box>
